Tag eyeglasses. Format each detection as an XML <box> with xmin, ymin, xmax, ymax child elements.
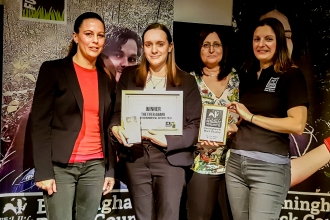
<box><xmin>202</xmin><ymin>43</ymin><xmax>222</xmax><ymax>50</ymax></box>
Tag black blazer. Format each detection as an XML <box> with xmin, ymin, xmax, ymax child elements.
<box><xmin>30</xmin><ymin>57</ymin><xmax>116</xmax><ymax>182</ymax></box>
<box><xmin>110</xmin><ymin>65</ymin><xmax>202</xmax><ymax>167</ymax></box>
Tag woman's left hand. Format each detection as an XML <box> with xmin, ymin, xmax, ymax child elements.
<box><xmin>103</xmin><ymin>177</ymin><xmax>115</xmax><ymax>195</ymax></box>
<box><xmin>142</xmin><ymin>130</ymin><xmax>168</xmax><ymax>147</ymax></box>
<box><xmin>226</xmin><ymin>101</ymin><xmax>253</xmax><ymax>122</ymax></box>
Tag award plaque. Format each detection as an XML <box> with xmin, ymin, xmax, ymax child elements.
<box><xmin>121</xmin><ymin>90</ymin><xmax>183</xmax><ymax>135</ymax></box>
<box><xmin>198</xmin><ymin>104</ymin><xmax>229</xmax><ymax>145</ymax></box>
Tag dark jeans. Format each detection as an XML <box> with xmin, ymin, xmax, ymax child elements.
<box><xmin>44</xmin><ymin>159</ymin><xmax>105</xmax><ymax>220</ymax></box>
<box><xmin>225</xmin><ymin>153</ymin><xmax>290</xmax><ymax>220</ymax></box>
<box><xmin>125</xmin><ymin>143</ymin><xmax>186</xmax><ymax>220</ymax></box>
<box><xmin>186</xmin><ymin>171</ymin><xmax>232</xmax><ymax>220</ymax></box>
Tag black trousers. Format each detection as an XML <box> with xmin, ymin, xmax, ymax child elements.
<box><xmin>186</xmin><ymin>170</ymin><xmax>233</xmax><ymax>220</ymax></box>
<box><xmin>125</xmin><ymin>143</ymin><xmax>186</xmax><ymax>220</ymax></box>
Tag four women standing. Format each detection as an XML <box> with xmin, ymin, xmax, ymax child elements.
<box><xmin>30</xmin><ymin>11</ymin><xmax>325</xmax><ymax>220</ymax></box>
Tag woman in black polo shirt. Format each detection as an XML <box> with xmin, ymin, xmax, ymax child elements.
<box><xmin>225</xmin><ymin>17</ymin><xmax>308</xmax><ymax>220</ymax></box>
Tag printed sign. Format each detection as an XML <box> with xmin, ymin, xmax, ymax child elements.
<box><xmin>0</xmin><ymin>190</ymin><xmax>136</xmax><ymax>220</ymax></box>
<box><xmin>19</xmin><ymin>0</ymin><xmax>67</xmax><ymax>24</ymax></box>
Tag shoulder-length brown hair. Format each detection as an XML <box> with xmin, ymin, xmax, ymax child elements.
<box><xmin>195</xmin><ymin>29</ymin><xmax>232</xmax><ymax>81</ymax></box>
<box><xmin>247</xmin><ymin>17</ymin><xmax>293</xmax><ymax>73</ymax></box>
<box><xmin>136</xmin><ymin>23</ymin><xmax>181</xmax><ymax>87</ymax></box>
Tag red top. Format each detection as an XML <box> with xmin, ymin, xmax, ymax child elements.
<box><xmin>69</xmin><ymin>62</ymin><xmax>104</xmax><ymax>163</ymax></box>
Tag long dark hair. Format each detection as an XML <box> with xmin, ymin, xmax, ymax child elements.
<box><xmin>195</xmin><ymin>29</ymin><xmax>232</xmax><ymax>81</ymax></box>
<box><xmin>103</xmin><ymin>26</ymin><xmax>142</xmax><ymax>57</ymax></box>
<box><xmin>136</xmin><ymin>23</ymin><xmax>181</xmax><ymax>87</ymax></box>
<box><xmin>247</xmin><ymin>17</ymin><xmax>293</xmax><ymax>73</ymax></box>
<box><xmin>67</xmin><ymin>12</ymin><xmax>105</xmax><ymax>58</ymax></box>
<box><xmin>232</xmin><ymin>1</ymin><xmax>308</xmax><ymax>70</ymax></box>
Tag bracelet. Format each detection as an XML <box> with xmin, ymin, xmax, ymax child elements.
<box><xmin>250</xmin><ymin>114</ymin><xmax>255</xmax><ymax>123</ymax></box>
<box><xmin>324</xmin><ymin>137</ymin><xmax>330</xmax><ymax>152</ymax></box>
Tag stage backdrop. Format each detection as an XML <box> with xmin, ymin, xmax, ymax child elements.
<box><xmin>1</xmin><ymin>0</ymin><xmax>330</xmax><ymax>219</ymax></box>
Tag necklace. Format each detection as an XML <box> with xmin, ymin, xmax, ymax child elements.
<box><xmin>150</xmin><ymin>74</ymin><xmax>167</xmax><ymax>89</ymax></box>
<box><xmin>202</xmin><ymin>70</ymin><xmax>218</xmax><ymax>77</ymax></box>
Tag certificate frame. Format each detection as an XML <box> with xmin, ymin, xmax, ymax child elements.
<box><xmin>198</xmin><ymin>104</ymin><xmax>229</xmax><ymax>145</ymax></box>
<box><xmin>121</xmin><ymin>90</ymin><xmax>183</xmax><ymax>135</ymax></box>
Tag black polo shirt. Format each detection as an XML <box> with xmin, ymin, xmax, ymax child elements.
<box><xmin>231</xmin><ymin>65</ymin><xmax>309</xmax><ymax>156</ymax></box>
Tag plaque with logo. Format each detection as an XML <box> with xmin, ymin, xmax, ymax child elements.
<box><xmin>121</xmin><ymin>90</ymin><xmax>183</xmax><ymax>135</ymax></box>
<box><xmin>198</xmin><ymin>105</ymin><xmax>229</xmax><ymax>145</ymax></box>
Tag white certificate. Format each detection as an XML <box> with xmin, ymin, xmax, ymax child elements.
<box><xmin>121</xmin><ymin>90</ymin><xmax>183</xmax><ymax>135</ymax></box>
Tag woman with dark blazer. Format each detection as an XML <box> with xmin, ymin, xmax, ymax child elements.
<box><xmin>30</xmin><ymin>12</ymin><xmax>116</xmax><ymax>220</ymax></box>
<box><xmin>110</xmin><ymin>23</ymin><xmax>202</xmax><ymax>220</ymax></box>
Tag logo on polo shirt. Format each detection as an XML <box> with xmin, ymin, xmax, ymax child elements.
<box><xmin>264</xmin><ymin>77</ymin><xmax>279</xmax><ymax>92</ymax></box>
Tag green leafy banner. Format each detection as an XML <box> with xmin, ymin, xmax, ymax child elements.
<box><xmin>20</xmin><ymin>0</ymin><xmax>66</xmax><ymax>24</ymax></box>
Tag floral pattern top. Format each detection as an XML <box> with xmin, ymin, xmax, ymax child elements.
<box><xmin>191</xmin><ymin>71</ymin><xmax>240</xmax><ymax>175</ymax></box>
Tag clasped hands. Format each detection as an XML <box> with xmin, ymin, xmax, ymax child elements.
<box><xmin>111</xmin><ymin>126</ymin><xmax>167</xmax><ymax>147</ymax></box>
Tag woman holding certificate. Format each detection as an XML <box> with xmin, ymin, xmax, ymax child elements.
<box><xmin>110</xmin><ymin>23</ymin><xmax>202</xmax><ymax>220</ymax></box>
<box><xmin>225</xmin><ymin>18</ymin><xmax>309</xmax><ymax>219</ymax></box>
<box><xmin>186</xmin><ymin>29</ymin><xmax>238</xmax><ymax>220</ymax></box>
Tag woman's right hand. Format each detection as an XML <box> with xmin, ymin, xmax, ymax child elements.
<box><xmin>111</xmin><ymin>126</ymin><xmax>133</xmax><ymax>147</ymax></box>
<box><xmin>36</xmin><ymin>179</ymin><xmax>57</xmax><ymax>195</ymax></box>
<box><xmin>226</xmin><ymin>101</ymin><xmax>253</xmax><ymax>122</ymax></box>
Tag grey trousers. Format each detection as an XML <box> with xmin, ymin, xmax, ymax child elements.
<box><xmin>43</xmin><ymin>159</ymin><xmax>105</xmax><ymax>220</ymax></box>
<box><xmin>225</xmin><ymin>152</ymin><xmax>290</xmax><ymax>220</ymax></box>
<box><xmin>124</xmin><ymin>144</ymin><xmax>186</xmax><ymax>220</ymax></box>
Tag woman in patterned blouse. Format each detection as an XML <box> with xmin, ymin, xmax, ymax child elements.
<box><xmin>186</xmin><ymin>28</ymin><xmax>237</xmax><ymax>220</ymax></box>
